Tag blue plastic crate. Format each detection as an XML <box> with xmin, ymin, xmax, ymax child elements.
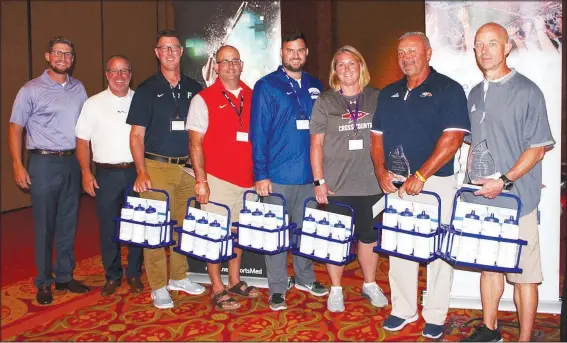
<box><xmin>439</xmin><ymin>187</ymin><xmax>528</xmax><ymax>273</ymax></box>
<box><xmin>113</xmin><ymin>187</ymin><xmax>177</xmax><ymax>248</ymax></box>
<box><xmin>290</xmin><ymin>197</ymin><xmax>357</xmax><ymax>266</ymax></box>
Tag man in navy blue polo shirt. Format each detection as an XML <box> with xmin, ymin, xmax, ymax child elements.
<box><xmin>127</xmin><ymin>30</ymin><xmax>205</xmax><ymax>309</ymax></box>
<box><xmin>371</xmin><ymin>31</ymin><xmax>470</xmax><ymax>339</ymax></box>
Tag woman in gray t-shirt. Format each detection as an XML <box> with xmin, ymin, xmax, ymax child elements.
<box><xmin>310</xmin><ymin>45</ymin><xmax>387</xmax><ymax>313</ymax></box>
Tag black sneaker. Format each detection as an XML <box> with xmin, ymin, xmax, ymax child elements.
<box><xmin>269</xmin><ymin>293</ymin><xmax>287</xmax><ymax>311</ymax></box>
<box><xmin>295</xmin><ymin>281</ymin><xmax>329</xmax><ymax>297</ymax></box>
<box><xmin>462</xmin><ymin>324</ymin><xmax>502</xmax><ymax>342</ymax></box>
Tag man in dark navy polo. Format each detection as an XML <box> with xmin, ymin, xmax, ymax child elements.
<box><xmin>9</xmin><ymin>36</ymin><xmax>90</xmax><ymax>305</ymax></box>
<box><xmin>127</xmin><ymin>29</ymin><xmax>205</xmax><ymax>309</ymax></box>
<box><xmin>370</xmin><ymin>31</ymin><xmax>470</xmax><ymax>339</ymax></box>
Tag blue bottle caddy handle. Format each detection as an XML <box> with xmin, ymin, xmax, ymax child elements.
<box><xmin>113</xmin><ymin>186</ymin><xmax>177</xmax><ymax>248</ymax></box>
<box><xmin>234</xmin><ymin>190</ymin><xmax>292</xmax><ymax>255</ymax></box>
<box><xmin>174</xmin><ymin>197</ymin><xmax>236</xmax><ymax>263</ymax></box>
<box><xmin>290</xmin><ymin>197</ymin><xmax>357</xmax><ymax>266</ymax></box>
<box><xmin>441</xmin><ymin>187</ymin><xmax>527</xmax><ymax>273</ymax></box>
<box><xmin>373</xmin><ymin>190</ymin><xmax>443</xmax><ymax>264</ymax></box>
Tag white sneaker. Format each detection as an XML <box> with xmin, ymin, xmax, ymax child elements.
<box><xmin>167</xmin><ymin>278</ymin><xmax>205</xmax><ymax>295</ymax></box>
<box><xmin>327</xmin><ymin>288</ymin><xmax>345</xmax><ymax>312</ymax></box>
<box><xmin>151</xmin><ymin>286</ymin><xmax>174</xmax><ymax>309</ymax></box>
<box><xmin>361</xmin><ymin>283</ymin><xmax>388</xmax><ymax>308</ymax></box>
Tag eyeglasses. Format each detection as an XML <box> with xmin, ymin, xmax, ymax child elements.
<box><xmin>157</xmin><ymin>45</ymin><xmax>182</xmax><ymax>53</ymax></box>
<box><xmin>107</xmin><ymin>68</ymin><xmax>131</xmax><ymax>76</ymax></box>
<box><xmin>50</xmin><ymin>50</ymin><xmax>74</xmax><ymax>59</ymax></box>
<box><xmin>216</xmin><ymin>59</ymin><xmax>242</xmax><ymax>67</ymax></box>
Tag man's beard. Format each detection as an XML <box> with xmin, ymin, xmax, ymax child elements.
<box><xmin>50</xmin><ymin>63</ymin><xmax>69</xmax><ymax>75</ymax></box>
<box><xmin>283</xmin><ymin>61</ymin><xmax>305</xmax><ymax>73</ymax></box>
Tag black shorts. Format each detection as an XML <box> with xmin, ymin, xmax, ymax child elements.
<box><xmin>326</xmin><ymin>194</ymin><xmax>383</xmax><ymax>244</ymax></box>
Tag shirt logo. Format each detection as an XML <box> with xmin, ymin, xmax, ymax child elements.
<box><xmin>341</xmin><ymin>111</ymin><xmax>369</xmax><ymax>123</ymax></box>
<box><xmin>391</xmin><ymin>93</ymin><xmax>400</xmax><ymax>98</ymax></box>
<box><xmin>219</xmin><ymin>104</ymin><xmax>227</xmax><ymax>109</ymax></box>
<box><xmin>308</xmin><ymin>87</ymin><xmax>321</xmax><ymax>100</ymax></box>
<box><xmin>157</xmin><ymin>93</ymin><xmax>164</xmax><ymax>98</ymax></box>
<box><xmin>471</xmin><ymin>104</ymin><xmax>477</xmax><ymax>112</ymax></box>
<box><xmin>420</xmin><ymin>92</ymin><xmax>433</xmax><ymax>97</ymax></box>
<box><xmin>286</xmin><ymin>92</ymin><xmax>293</xmax><ymax>95</ymax></box>
<box><xmin>188</xmin><ymin>92</ymin><xmax>193</xmax><ymax>98</ymax></box>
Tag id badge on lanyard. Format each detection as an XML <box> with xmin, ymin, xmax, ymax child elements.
<box><xmin>170</xmin><ymin>83</ymin><xmax>185</xmax><ymax>131</ymax></box>
<box><xmin>341</xmin><ymin>90</ymin><xmax>363</xmax><ymax>150</ymax></box>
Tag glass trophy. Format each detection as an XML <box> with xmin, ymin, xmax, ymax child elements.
<box><xmin>387</xmin><ymin>145</ymin><xmax>410</xmax><ymax>188</ymax></box>
<box><xmin>466</xmin><ymin>139</ymin><xmax>500</xmax><ymax>183</ymax></box>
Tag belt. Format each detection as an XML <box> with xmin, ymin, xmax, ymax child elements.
<box><xmin>29</xmin><ymin>149</ymin><xmax>75</xmax><ymax>156</ymax></box>
<box><xmin>144</xmin><ymin>153</ymin><xmax>188</xmax><ymax>165</ymax></box>
<box><xmin>95</xmin><ymin>162</ymin><xmax>134</xmax><ymax>169</ymax></box>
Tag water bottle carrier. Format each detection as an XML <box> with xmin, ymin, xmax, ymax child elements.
<box><xmin>234</xmin><ymin>190</ymin><xmax>294</xmax><ymax>255</ymax></box>
<box><xmin>173</xmin><ymin>197</ymin><xmax>237</xmax><ymax>264</ymax></box>
<box><xmin>440</xmin><ymin>187</ymin><xmax>528</xmax><ymax>273</ymax></box>
<box><xmin>373</xmin><ymin>190</ymin><xmax>443</xmax><ymax>264</ymax></box>
<box><xmin>290</xmin><ymin>197</ymin><xmax>357</xmax><ymax>266</ymax></box>
<box><xmin>113</xmin><ymin>186</ymin><xmax>177</xmax><ymax>249</ymax></box>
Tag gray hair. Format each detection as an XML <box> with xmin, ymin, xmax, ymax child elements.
<box><xmin>106</xmin><ymin>54</ymin><xmax>131</xmax><ymax>71</ymax></box>
<box><xmin>399</xmin><ymin>32</ymin><xmax>431</xmax><ymax>49</ymax></box>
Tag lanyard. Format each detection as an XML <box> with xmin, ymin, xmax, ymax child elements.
<box><xmin>281</xmin><ymin>67</ymin><xmax>306</xmax><ymax>119</ymax></box>
<box><xmin>170</xmin><ymin>82</ymin><xmax>181</xmax><ymax>118</ymax></box>
<box><xmin>340</xmin><ymin>89</ymin><xmax>362</xmax><ymax>136</ymax></box>
<box><xmin>221</xmin><ymin>91</ymin><xmax>244</xmax><ymax>128</ymax></box>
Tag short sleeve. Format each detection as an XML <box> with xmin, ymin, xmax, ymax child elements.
<box><xmin>441</xmin><ymin>82</ymin><xmax>471</xmax><ymax>133</ymax></box>
<box><xmin>371</xmin><ymin>91</ymin><xmax>386</xmax><ymax>134</ymax></box>
<box><xmin>75</xmin><ymin>98</ymin><xmax>94</xmax><ymax>140</ymax></box>
<box><xmin>9</xmin><ymin>86</ymin><xmax>33</xmax><ymax>127</ymax></box>
<box><xmin>186</xmin><ymin>94</ymin><xmax>209</xmax><ymax>133</ymax></box>
<box><xmin>309</xmin><ymin>96</ymin><xmax>327</xmax><ymax>134</ymax></box>
<box><xmin>126</xmin><ymin>86</ymin><xmax>152</xmax><ymax>127</ymax></box>
<box><xmin>524</xmin><ymin>86</ymin><xmax>555</xmax><ymax>148</ymax></box>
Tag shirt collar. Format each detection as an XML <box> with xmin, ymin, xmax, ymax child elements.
<box><xmin>157</xmin><ymin>68</ymin><xmax>183</xmax><ymax>88</ymax></box>
<box><xmin>41</xmin><ymin>69</ymin><xmax>71</xmax><ymax>87</ymax></box>
<box><xmin>213</xmin><ymin>77</ymin><xmax>245</xmax><ymax>94</ymax></box>
<box><xmin>401</xmin><ymin>67</ymin><xmax>436</xmax><ymax>90</ymax></box>
<box><xmin>484</xmin><ymin>69</ymin><xmax>516</xmax><ymax>86</ymax></box>
<box><xmin>105</xmin><ymin>87</ymin><xmax>134</xmax><ymax>99</ymax></box>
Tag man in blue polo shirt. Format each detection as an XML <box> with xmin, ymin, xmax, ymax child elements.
<box><xmin>371</xmin><ymin>31</ymin><xmax>470</xmax><ymax>339</ymax></box>
<box><xmin>250</xmin><ymin>30</ymin><xmax>328</xmax><ymax>311</ymax></box>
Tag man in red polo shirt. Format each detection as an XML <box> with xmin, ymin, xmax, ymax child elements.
<box><xmin>186</xmin><ymin>45</ymin><xmax>260</xmax><ymax>311</ymax></box>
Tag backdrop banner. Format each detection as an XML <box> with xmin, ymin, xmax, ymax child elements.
<box><xmin>425</xmin><ymin>1</ymin><xmax>562</xmax><ymax>314</ymax></box>
<box><xmin>173</xmin><ymin>1</ymin><xmax>282</xmax><ymax>288</ymax></box>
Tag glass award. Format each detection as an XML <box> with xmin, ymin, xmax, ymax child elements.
<box><xmin>388</xmin><ymin>145</ymin><xmax>410</xmax><ymax>188</ymax></box>
<box><xmin>466</xmin><ymin>139</ymin><xmax>499</xmax><ymax>183</ymax></box>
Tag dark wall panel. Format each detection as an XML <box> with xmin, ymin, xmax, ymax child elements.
<box><xmin>30</xmin><ymin>0</ymin><xmax>103</xmax><ymax>96</ymax></box>
<box><xmin>1</xmin><ymin>1</ymin><xmax>32</xmax><ymax>211</ymax></box>
<box><xmin>102</xmin><ymin>1</ymin><xmax>158</xmax><ymax>89</ymax></box>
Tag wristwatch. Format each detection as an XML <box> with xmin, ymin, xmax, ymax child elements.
<box><xmin>499</xmin><ymin>175</ymin><xmax>514</xmax><ymax>191</ymax></box>
<box><xmin>313</xmin><ymin>179</ymin><xmax>326</xmax><ymax>187</ymax></box>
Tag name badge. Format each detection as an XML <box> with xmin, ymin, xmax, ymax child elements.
<box><xmin>170</xmin><ymin>119</ymin><xmax>185</xmax><ymax>131</ymax></box>
<box><xmin>348</xmin><ymin>139</ymin><xmax>363</xmax><ymax>151</ymax></box>
<box><xmin>236</xmin><ymin>131</ymin><xmax>249</xmax><ymax>142</ymax></box>
<box><xmin>296</xmin><ymin>120</ymin><xmax>310</xmax><ymax>130</ymax></box>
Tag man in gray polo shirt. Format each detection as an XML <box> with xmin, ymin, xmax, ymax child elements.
<box><xmin>9</xmin><ymin>36</ymin><xmax>90</xmax><ymax>305</ymax></box>
<box><xmin>462</xmin><ymin>23</ymin><xmax>555</xmax><ymax>342</ymax></box>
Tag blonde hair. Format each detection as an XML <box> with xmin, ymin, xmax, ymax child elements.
<box><xmin>328</xmin><ymin>45</ymin><xmax>370</xmax><ymax>91</ymax></box>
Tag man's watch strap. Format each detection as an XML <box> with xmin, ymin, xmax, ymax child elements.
<box><xmin>499</xmin><ymin>174</ymin><xmax>514</xmax><ymax>190</ymax></box>
<box><xmin>313</xmin><ymin>179</ymin><xmax>326</xmax><ymax>187</ymax></box>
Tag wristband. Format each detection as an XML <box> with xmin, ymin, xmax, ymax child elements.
<box><xmin>415</xmin><ymin>171</ymin><xmax>427</xmax><ymax>183</ymax></box>
<box><xmin>196</xmin><ymin>180</ymin><xmax>208</xmax><ymax>184</ymax></box>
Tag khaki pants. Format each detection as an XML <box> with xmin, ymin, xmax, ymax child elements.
<box><xmin>201</xmin><ymin>174</ymin><xmax>252</xmax><ymax>223</ymax></box>
<box><xmin>141</xmin><ymin>158</ymin><xmax>195</xmax><ymax>290</ymax></box>
<box><xmin>388</xmin><ymin>175</ymin><xmax>457</xmax><ymax>325</ymax></box>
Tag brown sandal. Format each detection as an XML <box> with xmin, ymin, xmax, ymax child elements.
<box><xmin>227</xmin><ymin>281</ymin><xmax>260</xmax><ymax>298</ymax></box>
<box><xmin>212</xmin><ymin>290</ymin><xmax>241</xmax><ymax>311</ymax></box>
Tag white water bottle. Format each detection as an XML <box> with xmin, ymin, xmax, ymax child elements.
<box><xmin>329</xmin><ymin>221</ymin><xmax>346</xmax><ymax>262</ymax></box>
<box><xmin>250</xmin><ymin>209</ymin><xmax>264</xmax><ymax>249</ymax></box>
<box><xmin>457</xmin><ymin>211</ymin><xmax>481</xmax><ymax>262</ymax></box>
<box><xmin>181</xmin><ymin>213</ymin><xmax>196</xmax><ymax>252</ymax></box>
<box><xmin>396</xmin><ymin>208</ymin><xmax>414</xmax><ymax>255</ymax></box>
<box><xmin>145</xmin><ymin>206</ymin><xmax>160</xmax><ymax>245</ymax></box>
<box><xmin>300</xmin><ymin>214</ymin><xmax>316</xmax><ymax>254</ymax></box>
<box><xmin>497</xmin><ymin>216</ymin><xmax>520</xmax><ymax>268</ymax></box>
<box><xmin>381</xmin><ymin>206</ymin><xmax>397</xmax><ymax>251</ymax></box>
<box><xmin>238</xmin><ymin>208</ymin><xmax>252</xmax><ymax>246</ymax></box>
<box><xmin>477</xmin><ymin>214</ymin><xmax>501</xmax><ymax>266</ymax></box>
<box><xmin>119</xmin><ymin>202</ymin><xmax>134</xmax><ymax>241</ymax></box>
<box><xmin>131</xmin><ymin>204</ymin><xmax>146</xmax><ymax>243</ymax></box>
<box><xmin>413</xmin><ymin>211</ymin><xmax>430</xmax><ymax>258</ymax></box>
<box><xmin>206</xmin><ymin>220</ymin><xmax>222</xmax><ymax>260</ymax></box>
<box><xmin>193</xmin><ymin>217</ymin><xmax>209</xmax><ymax>256</ymax></box>
<box><xmin>263</xmin><ymin>211</ymin><xmax>278</xmax><ymax>251</ymax></box>
<box><xmin>314</xmin><ymin>218</ymin><xmax>330</xmax><ymax>258</ymax></box>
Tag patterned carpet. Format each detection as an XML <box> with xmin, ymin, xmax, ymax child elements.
<box><xmin>0</xmin><ymin>249</ymin><xmax>561</xmax><ymax>342</ymax></box>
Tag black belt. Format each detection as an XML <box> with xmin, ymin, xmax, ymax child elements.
<box><xmin>144</xmin><ymin>153</ymin><xmax>187</xmax><ymax>165</ymax></box>
<box><xmin>29</xmin><ymin>149</ymin><xmax>75</xmax><ymax>156</ymax></box>
<box><xmin>95</xmin><ymin>162</ymin><xmax>134</xmax><ymax>169</ymax></box>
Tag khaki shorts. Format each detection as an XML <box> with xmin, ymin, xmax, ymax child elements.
<box><xmin>505</xmin><ymin>209</ymin><xmax>543</xmax><ymax>284</ymax></box>
<box><xmin>200</xmin><ymin>174</ymin><xmax>252</xmax><ymax>229</ymax></box>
